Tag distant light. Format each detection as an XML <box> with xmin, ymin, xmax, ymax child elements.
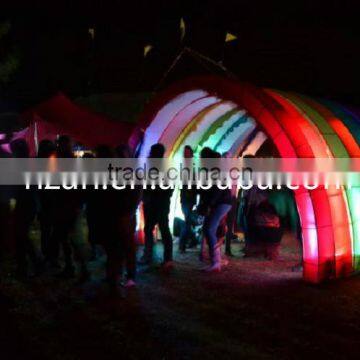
<box><xmin>225</xmin><ymin>32</ymin><xmax>237</xmax><ymax>42</ymax></box>
<box><xmin>180</xmin><ymin>18</ymin><xmax>186</xmax><ymax>41</ymax></box>
<box><xmin>144</xmin><ymin>44</ymin><xmax>153</xmax><ymax>57</ymax></box>
<box><xmin>88</xmin><ymin>28</ymin><xmax>95</xmax><ymax>40</ymax></box>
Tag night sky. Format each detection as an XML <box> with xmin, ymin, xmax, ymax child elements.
<box><xmin>1</xmin><ymin>0</ymin><xmax>359</xmax><ymax>109</ymax></box>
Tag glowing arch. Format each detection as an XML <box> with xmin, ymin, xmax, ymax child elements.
<box><xmin>135</xmin><ymin>76</ymin><xmax>359</xmax><ymax>283</ymax></box>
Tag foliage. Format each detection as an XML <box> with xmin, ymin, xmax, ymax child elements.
<box><xmin>0</xmin><ymin>21</ymin><xmax>20</xmax><ymax>85</ymax></box>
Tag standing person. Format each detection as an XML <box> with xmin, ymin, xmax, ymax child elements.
<box><xmin>179</xmin><ymin>145</ymin><xmax>197</xmax><ymax>252</ymax></box>
<box><xmin>53</xmin><ymin>135</ymin><xmax>88</xmax><ymax>280</ymax></box>
<box><xmin>91</xmin><ymin>145</ymin><xmax>121</xmax><ymax>287</ymax></box>
<box><xmin>224</xmin><ymin>189</ymin><xmax>238</xmax><ymax>256</ymax></box>
<box><xmin>237</xmin><ymin>154</ymin><xmax>256</xmax><ymax>247</ymax></box>
<box><xmin>240</xmin><ymin>185</ymin><xmax>268</xmax><ymax>256</ymax></box>
<box><xmin>198</xmin><ymin>148</ymin><xmax>232</xmax><ymax>272</ymax></box>
<box><xmin>10</xmin><ymin>139</ymin><xmax>42</xmax><ymax>279</ymax></box>
<box><xmin>112</xmin><ymin>144</ymin><xmax>142</xmax><ymax>287</ymax></box>
<box><xmin>140</xmin><ymin>143</ymin><xmax>174</xmax><ymax>268</ymax></box>
<box><xmin>37</xmin><ymin>139</ymin><xmax>57</xmax><ymax>267</ymax></box>
<box><xmin>0</xmin><ymin>145</ymin><xmax>12</xmax><ymax>269</ymax></box>
<box><xmin>267</xmin><ymin>187</ymin><xmax>301</xmax><ymax>262</ymax></box>
<box><xmin>222</xmin><ymin>151</ymin><xmax>238</xmax><ymax>257</ymax></box>
<box><xmin>82</xmin><ymin>152</ymin><xmax>98</xmax><ymax>261</ymax></box>
<box><xmin>246</xmin><ymin>190</ymin><xmax>282</xmax><ymax>260</ymax></box>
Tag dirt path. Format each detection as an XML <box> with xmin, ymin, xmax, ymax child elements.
<box><xmin>1</xmin><ymin>238</ymin><xmax>360</xmax><ymax>360</ymax></box>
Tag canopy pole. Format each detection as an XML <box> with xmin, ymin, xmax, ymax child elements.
<box><xmin>34</xmin><ymin>120</ymin><xmax>39</xmax><ymax>153</ymax></box>
<box><xmin>153</xmin><ymin>47</ymin><xmax>237</xmax><ymax>95</ymax></box>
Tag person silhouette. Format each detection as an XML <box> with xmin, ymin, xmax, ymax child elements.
<box><xmin>140</xmin><ymin>143</ymin><xmax>174</xmax><ymax>269</ymax></box>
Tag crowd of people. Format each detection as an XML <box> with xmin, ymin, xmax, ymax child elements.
<box><xmin>0</xmin><ymin>135</ymin><xmax>302</xmax><ymax>291</ymax></box>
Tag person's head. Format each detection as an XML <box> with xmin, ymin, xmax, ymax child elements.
<box><xmin>38</xmin><ymin>139</ymin><xmax>55</xmax><ymax>158</ymax></box>
<box><xmin>222</xmin><ymin>151</ymin><xmax>232</xmax><ymax>158</ymax></box>
<box><xmin>200</xmin><ymin>147</ymin><xmax>213</xmax><ymax>159</ymax></box>
<box><xmin>115</xmin><ymin>144</ymin><xmax>132</xmax><ymax>158</ymax></box>
<box><xmin>56</xmin><ymin>135</ymin><xmax>73</xmax><ymax>157</ymax></box>
<box><xmin>95</xmin><ymin>144</ymin><xmax>114</xmax><ymax>158</ymax></box>
<box><xmin>149</xmin><ymin>143</ymin><xmax>165</xmax><ymax>158</ymax></box>
<box><xmin>183</xmin><ymin>145</ymin><xmax>193</xmax><ymax>159</ymax></box>
<box><xmin>82</xmin><ymin>152</ymin><xmax>94</xmax><ymax>158</ymax></box>
<box><xmin>10</xmin><ymin>138</ymin><xmax>29</xmax><ymax>158</ymax></box>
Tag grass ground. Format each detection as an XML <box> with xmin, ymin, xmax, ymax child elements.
<box><xmin>1</xmin><ymin>229</ymin><xmax>360</xmax><ymax>360</ymax></box>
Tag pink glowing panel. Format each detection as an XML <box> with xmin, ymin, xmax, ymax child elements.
<box><xmin>140</xmin><ymin>90</ymin><xmax>208</xmax><ymax>157</ymax></box>
<box><xmin>327</xmin><ymin>188</ymin><xmax>354</xmax><ymax>276</ymax></box>
<box><xmin>301</xmin><ymin>227</ymin><xmax>320</xmax><ymax>281</ymax></box>
<box><xmin>310</xmin><ymin>187</ymin><xmax>336</xmax><ymax>276</ymax></box>
<box><xmin>279</xmin><ymin>91</ymin><xmax>353</xmax><ymax>277</ymax></box>
<box><xmin>294</xmin><ymin>187</ymin><xmax>319</xmax><ymax>278</ymax></box>
<box><xmin>237</xmin><ymin>130</ymin><xmax>267</xmax><ymax>157</ymax></box>
<box><xmin>295</xmin><ymin>189</ymin><xmax>318</xmax><ymax>262</ymax></box>
<box><xmin>252</xmin><ymin>103</ymin><xmax>322</xmax><ymax>281</ymax></box>
<box><xmin>268</xmin><ymin>91</ymin><xmax>331</xmax><ymax>158</ymax></box>
<box><xmin>0</xmin><ymin>143</ymin><xmax>11</xmax><ymax>153</ymax></box>
<box><xmin>298</xmin><ymin>198</ymin><xmax>321</xmax><ymax>281</ymax></box>
<box><xmin>267</xmin><ymin>90</ymin><xmax>342</xmax><ymax>280</ymax></box>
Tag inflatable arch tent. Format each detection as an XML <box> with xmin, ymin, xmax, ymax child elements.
<box><xmin>133</xmin><ymin>75</ymin><xmax>360</xmax><ymax>284</ymax></box>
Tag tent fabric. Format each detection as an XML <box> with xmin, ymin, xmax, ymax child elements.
<box><xmin>20</xmin><ymin>93</ymin><xmax>136</xmax><ymax>149</ymax></box>
<box><xmin>75</xmin><ymin>92</ymin><xmax>150</xmax><ymax>123</ymax></box>
<box><xmin>133</xmin><ymin>75</ymin><xmax>360</xmax><ymax>284</ymax></box>
<box><xmin>1</xmin><ymin>128</ymin><xmax>34</xmax><ymax>155</ymax></box>
<box><xmin>15</xmin><ymin>115</ymin><xmax>58</xmax><ymax>156</ymax></box>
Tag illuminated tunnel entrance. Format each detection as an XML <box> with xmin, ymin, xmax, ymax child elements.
<box><xmin>134</xmin><ymin>75</ymin><xmax>360</xmax><ymax>284</ymax></box>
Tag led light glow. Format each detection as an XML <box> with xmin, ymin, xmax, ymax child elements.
<box><xmin>136</xmin><ymin>76</ymin><xmax>360</xmax><ymax>283</ymax></box>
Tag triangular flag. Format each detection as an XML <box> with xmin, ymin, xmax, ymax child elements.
<box><xmin>144</xmin><ymin>44</ymin><xmax>153</xmax><ymax>57</ymax></box>
<box><xmin>225</xmin><ymin>32</ymin><xmax>237</xmax><ymax>42</ymax></box>
<box><xmin>88</xmin><ymin>28</ymin><xmax>95</xmax><ymax>40</ymax></box>
<box><xmin>180</xmin><ymin>18</ymin><xmax>186</xmax><ymax>41</ymax></box>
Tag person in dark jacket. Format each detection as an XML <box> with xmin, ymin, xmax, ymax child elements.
<box><xmin>111</xmin><ymin>144</ymin><xmax>142</xmax><ymax>287</ymax></box>
<box><xmin>267</xmin><ymin>187</ymin><xmax>302</xmax><ymax>262</ymax></box>
<box><xmin>246</xmin><ymin>192</ymin><xmax>282</xmax><ymax>259</ymax></box>
<box><xmin>222</xmin><ymin>151</ymin><xmax>238</xmax><ymax>256</ymax></box>
<box><xmin>241</xmin><ymin>185</ymin><xmax>267</xmax><ymax>246</ymax></box>
<box><xmin>179</xmin><ymin>145</ymin><xmax>197</xmax><ymax>252</ymax></box>
<box><xmin>10</xmin><ymin>139</ymin><xmax>43</xmax><ymax>278</ymax></box>
<box><xmin>53</xmin><ymin>135</ymin><xmax>87</xmax><ymax>280</ymax></box>
<box><xmin>0</xmin><ymin>145</ymin><xmax>12</xmax><ymax>266</ymax></box>
<box><xmin>84</xmin><ymin>145</ymin><xmax>118</xmax><ymax>285</ymax></box>
<box><xmin>140</xmin><ymin>143</ymin><xmax>174</xmax><ymax>268</ymax></box>
<box><xmin>82</xmin><ymin>152</ymin><xmax>99</xmax><ymax>261</ymax></box>
<box><xmin>37</xmin><ymin>139</ymin><xmax>57</xmax><ymax>267</ymax></box>
<box><xmin>198</xmin><ymin>148</ymin><xmax>232</xmax><ymax>272</ymax></box>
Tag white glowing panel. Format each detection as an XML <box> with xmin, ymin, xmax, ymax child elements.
<box><xmin>140</xmin><ymin>90</ymin><xmax>208</xmax><ymax>157</ymax></box>
<box><xmin>217</xmin><ymin>122</ymin><xmax>256</xmax><ymax>156</ymax></box>
<box><xmin>160</xmin><ymin>96</ymin><xmax>221</xmax><ymax>155</ymax></box>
